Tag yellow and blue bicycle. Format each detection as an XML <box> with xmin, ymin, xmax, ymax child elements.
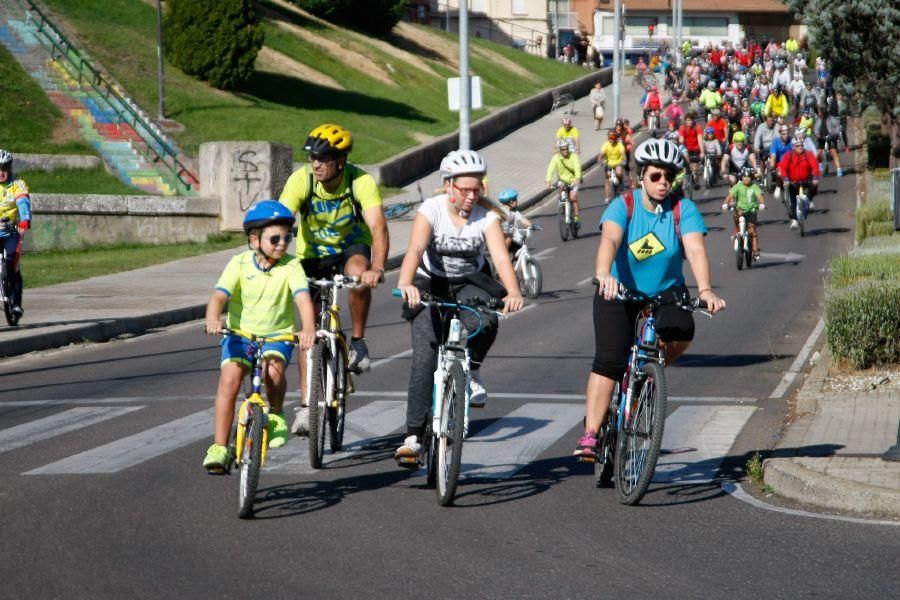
<box><xmin>220</xmin><ymin>328</ymin><xmax>296</xmax><ymax>519</ymax></box>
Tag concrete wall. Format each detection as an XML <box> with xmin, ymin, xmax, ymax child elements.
<box><xmin>369</xmin><ymin>68</ymin><xmax>611</xmax><ymax>187</ymax></box>
<box><xmin>27</xmin><ymin>194</ymin><xmax>220</xmax><ymax>251</ymax></box>
<box><xmin>15</xmin><ymin>153</ymin><xmax>102</xmax><ymax>172</ymax></box>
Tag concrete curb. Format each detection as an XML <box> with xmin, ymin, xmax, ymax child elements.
<box><xmin>0</xmin><ymin>304</ymin><xmax>205</xmax><ymax>358</ymax></box>
<box><xmin>795</xmin><ymin>344</ymin><xmax>831</xmax><ymax>414</ymax></box>
<box><xmin>763</xmin><ymin>457</ymin><xmax>900</xmax><ymax>518</ymax></box>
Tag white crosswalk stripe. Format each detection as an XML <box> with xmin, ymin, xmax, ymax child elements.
<box><xmin>654</xmin><ymin>405</ymin><xmax>757</xmax><ymax>484</ymax></box>
<box><xmin>4</xmin><ymin>396</ymin><xmax>756</xmax><ymax>481</ymax></box>
<box><xmin>25</xmin><ymin>409</ymin><xmax>213</xmax><ymax>475</ymax></box>
<box><xmin>0</xmin><ymin>406</ymin><xmax>143</xmax><ymax>454</ymax></box>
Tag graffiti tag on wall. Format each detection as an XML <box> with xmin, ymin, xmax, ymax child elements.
<box><xmin>232</xmin><ymin>150</ymin><xmax>267</xmax><ymax>211</ymax></box>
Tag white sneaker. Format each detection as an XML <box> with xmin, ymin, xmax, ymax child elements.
<box><xmin>395</xmin><ymin>435</ymin><xmax>422</xmax><ymax>468</ymax></box>
<box><xmin>468</xmin><ymin>369</ymin><xmax>488</xmax><ymax>408</ymax></box>
<box><xmin>790</xmin><ymin>219</ymin><xmax>799</xmax><ymax>229</ymax></box>
<box><xmin>774</xmin><ymin>187</ymin><xmax>781</xmax><ymax>200</ymax></box>
<box><xmin>291</xmin><ymin>405</ymin><xmax>309</xmax><ymax>437</ymax></box>
<box><xmin>809</xmin><ymin>200</ymin><xmax>815</xmax><ymax>209</ymax></box>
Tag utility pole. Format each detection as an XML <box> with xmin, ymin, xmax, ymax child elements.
<box><xmin>554</xmin><ymin>0</ymin><xmax>560</xmax><ymax>59</ymax></box>
<box><xmin>459</xmin><ymin>0</ymin><xmax>470</xmax><ymax>150</ymax></box>
<box><xmin>155</xmin><ymin>0</ymin><xmax>165</xmax><ymax>120</ymax></box>
<box><xmin>612</xmin><ymin>0</ymin><xmax>622</xmax><ymax>123</ymax></box>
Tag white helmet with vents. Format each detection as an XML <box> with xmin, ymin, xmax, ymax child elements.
<box><xmin>440</xmin><ymin>149</ymin><xmax>487</xmax><ymax>179</ymax></box>
<box><xmin>634</xmin><ymin>138</ymin><xmax>684</xmax><ymax>171</ymax></box>
<box><xmin>0</xmin><ymin>149</ymin><xmax>12</xmax><ymax>166</ymax></box>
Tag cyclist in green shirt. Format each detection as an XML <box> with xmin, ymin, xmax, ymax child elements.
<box><xmin>722</xmin><ymin>167</ymin><xmax>766</xmax><ymax>261</ymax></box>
<box><xmin>202</xmin><ymin>201</ymin><xmax>317</xmax><ymax>472</ymax></box>
<box><xmin>546</xmin><ymin>140</ymin><xmax>583</xmax><ymax>226</ymax></box>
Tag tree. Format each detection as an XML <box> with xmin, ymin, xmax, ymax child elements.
<box><xmin>164</xmin><ymin>0</ymin><xmax>264</xmax><ymax>91</ymax></box>
<box><xmin>292</xmin><ymin>0</ymin><xmax>407</xmax><ymax>37</ymax></box>
<box><xmin>787</xmin><ymin>0</ymin><xmax>900</xmax><ymax>167</ymax></box>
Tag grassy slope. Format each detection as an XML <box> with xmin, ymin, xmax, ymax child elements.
<box><xmin>0</xmin><ymin>43</ymin><xmax>92</xmax><ymax>154</ymax></box>
<box><xmin>39</xmin><ymin>0</ymin><xmax>584</xmax><ymax>163</ymax></box>
<box><xmin>19</xmin><ymin>167</ymin><xmax>147</xmax><ymax>195</ymax></box>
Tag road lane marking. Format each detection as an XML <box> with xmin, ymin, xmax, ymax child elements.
<box><xmin>463</xmin><ymin>403</ymin><xmax>584</xmax><ymax>479</ymax></box>
<box><xmin>25</xmin><ymin>409</ymin><xmax>213</xmax><ymax>474</ymax></box>
<box><xmin>369</xmin><ymin>348</ymin><xmax>413</xmax><ymax>370</ymax></box>
<box><xmin>348</xmin><ymin>391</ymin><xmax>756</xmax><ymax>403</ymax></box>
<box><xmin>577</xmin><ymin>276</ymin><xmax>595</xmax><ymax>286</ymax></box>
<box><xmin>653</xmin><ymin>405</ymin><xmax>757</xmax><ymax>484</ymax></box>
<box><xmin>0</xmin><ymin>406</ymin><xmax>142</xmax><ymax>454</ymax></box>
<box><xmin>263</xmin><ymin>400</ymin><xmax>406</xmax><ymax>473</ymax></box>
<box><xmin>769</xmin><ymin>317</ymin><xmax>825</xmax><ymax>399</ymax></box>
<box><xmin>531</xmin><ymin>247</ymin><xmax>556</xmax><ymax>260</ymax></box>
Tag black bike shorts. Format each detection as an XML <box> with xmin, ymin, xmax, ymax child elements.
<box><xmin>301</xmin><ymin>244</ymin><xmax>371</xmax><ymax>298</ymax></box>
<box><xmin>591</xmin><ymin>284</ymin><xmax>696</xmax><ymax>381</ymax></box>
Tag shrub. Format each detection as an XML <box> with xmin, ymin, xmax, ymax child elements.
<box><xmin>825</xmin><ymin>279</ymin><xmax>900</xmax><ymax>368</ymax></box>
<box><xmin>830</xmin><ymin>253</ymin><xmax>900</xmax><ymax>288</ymax></box>
<box><xmin>855</xmin><ymin>200</ymin><xmax>894</xmax><ymax>242</ymax></box>
<box><xmin>866</xmin><ymin>221</ymin><xmax>897</xmax><ymax>239</ymax></box>
<box><xmin>292</xmin><ymin>0</ymin><xmax>407</xmax><ymax>37</ymax></box>
<box><xmin>164</xmin><ymin>0</ymin><xmax>264</xmax><ymax>90</ymax></box>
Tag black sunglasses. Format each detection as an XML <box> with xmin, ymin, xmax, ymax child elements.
<box><xmin>266</xmin><ymin>233</ymin><xmax>293</xmax><ymax>246</ymax></box>
<box><xmin>648</xmin><ymin>170</ymin><xmax>676</xmax><ymax>183</ymax></box>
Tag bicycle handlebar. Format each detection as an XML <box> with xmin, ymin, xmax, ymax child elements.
<box><xmin>590</xmin><ymin>279</ymin><xmax>708</xmax><ymax>311</ymax></box>
<box><xmin>310</xmin><ymin>273</ymin><xmax>384</xmax><ymax>288</ymax></box>
<box><xmin>391</xmin><ymin>288</ymin><xmax>505</xmax><ymax>311</ymax></box>
<box><xmin>219</xmin><ymin>327</ymin><xmax>297</xmax><ymax>345</ymax></box>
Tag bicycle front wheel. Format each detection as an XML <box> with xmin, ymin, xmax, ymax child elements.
<box><xmin>557</xmin><ymin>203</ymin><xmax>570</xmax><ymax>242</ymax></box>
<box><xmin>594</xmin><ymin>385</ymin><xmax>619</xmax><ymax>488</ymax></box>
<box><xmin>307</xmin><ymin>342</ymin><xmax>329</xmax><ymax>469</ymax></box>
<box><xmin>614</xmin><ymin>362</ymin><xmax>667</xmax><ymax>505</ymax></box>
<box><xmin>436</xmin><ymin>361</ymin><xmax>466</xmax><ymax>506</ymax></box>
<box><xmin>523</xmin><ymin>257</ymin><xmax>543</xmax><ymax>299</ymax></box>
<box><xmin>238</xmin><ymin>403</ymin><xmax>265</xmax><ymax>519</ymax></box>
<box><xmin>328</xmin><ymin>342</ymin><xmax>348</xmax><ymax>452</ymax></box>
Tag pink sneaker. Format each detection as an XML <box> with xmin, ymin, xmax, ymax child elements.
<box><xmin>573</xmin><ymin>430</ymin><xmax>598</xmax><ymax>460</ymax></box>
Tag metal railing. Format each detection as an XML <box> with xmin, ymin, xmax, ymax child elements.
<box><xmin>12</xmin><ymin>0</ymin><xmax>197</xmax><ymax>193</ymax></box>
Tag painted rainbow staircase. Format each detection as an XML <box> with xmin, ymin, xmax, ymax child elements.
<box><xmin>0</xmin><ymin>0</ymin><xmax>199</xmax><ymax>195</ymax></box>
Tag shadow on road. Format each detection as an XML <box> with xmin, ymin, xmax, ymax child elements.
<box><xmin>673</xmin><ymin>353</ymin><xmax>792</xmax><ymax>367</ymax></box>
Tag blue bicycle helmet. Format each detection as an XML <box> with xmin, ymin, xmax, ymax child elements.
<box><xmin>498</xmin><ymin>188</ymin><xmax>519</xmax><ymax>204</ymax></box>
<box><xmin>243</xmin><ymin>200</ymin><xmax>295</xmax><ymax>234</ymax></box>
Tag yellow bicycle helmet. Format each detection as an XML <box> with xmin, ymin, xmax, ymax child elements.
<box><xmin>305</xmin><ymin>124</ymin><xmax>353</xmax><ymax>155</ymax></box>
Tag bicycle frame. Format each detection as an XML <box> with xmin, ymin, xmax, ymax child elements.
<box><xmin>558</xmin><ymin>184</ymin><xmax>572</xmax><ymax>224</ymax></box>
<box><xmin>512</xmin><ymin>228</ymin><xmax>534</xmax><ymax>278</ymax></box>
<box><xmin>309</xmin><ymin>276</ymin><xmax>357</xmax><ymax>411</ymax></box>
<box><xmin>618</xmin><ymin>309</ymin><xmax>664</xmax><ymax>430</ymax></box>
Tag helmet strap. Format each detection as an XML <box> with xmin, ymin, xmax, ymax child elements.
<box><xmin>249</xmin><ymin>238</ymin><xmax>278</xmax><ymax>270</ymax></box>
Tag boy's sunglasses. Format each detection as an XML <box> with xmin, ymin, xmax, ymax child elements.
<box><xmin>266</xmin><ymin>233</ymin><xmax>293</xmax><ymax>246</ymax></box>
<box><xmin>648</xmin><ymin>171</ymin><xmax>676</xmax><ymax>183</ymax></box>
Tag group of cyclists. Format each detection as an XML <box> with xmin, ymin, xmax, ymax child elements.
<box><xmin>599</xmin><ymin>38</ymin><xmax>847</xmax><ymax>261</ymax></box>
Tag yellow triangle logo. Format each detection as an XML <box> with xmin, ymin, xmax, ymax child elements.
<box><xmin>628</xmin><ymin>232</ymin><xmax>666</xmax><ymax>261</ymax></box>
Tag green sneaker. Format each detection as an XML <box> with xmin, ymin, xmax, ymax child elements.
<box><xmin>203</xmin><ymin>444</ymin><xmax>229</xmax><ymax>473</ymax></box>
<box><xmin>267</xmin><ymin>412</ymin><xmax>289</xmax><ymax>449</ymax></box>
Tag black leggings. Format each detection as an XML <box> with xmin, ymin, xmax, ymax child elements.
<box><xmin>591</xmin><ymin>284</ymin><xmax>695</xmax><ymax>381</ymax></box>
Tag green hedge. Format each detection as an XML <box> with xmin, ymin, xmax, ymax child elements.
<box><xmin>292</xmin><ymin>0</ymin><xmax>406</xmax><ymax>37</ymax></box>
<box><xmin>830</xmin><ymin>252</ymin><xmax>900</xmax><ymax>288</ymax></box>
<box><xmin>855</xmin><ymin>200</ymin><xmax>894</xmax><ymax>242</ymax></box>
<box><xmin>825</xmin><ymin>279</ymin><xmax>900</xmax><ymax>368</ymax></box>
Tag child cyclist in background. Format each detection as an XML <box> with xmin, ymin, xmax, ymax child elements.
<box><xmin>498</xmin><ymin>188</ymin><xmax>533</xmax><ymax>253</ymax></box>
<box><xmin>0</xmin><ymin>150</ymin><xmax>31</xmax><ymax>322</ymax></box>
<box><xmin>202</xmin><ymin>200</ymin><xmax>317</xmax><ymax>473</ymax></box>
<box><xmin>723</xmin><ymin>167</ymin><xmax>766</xmax><ymax>262</ymax></box>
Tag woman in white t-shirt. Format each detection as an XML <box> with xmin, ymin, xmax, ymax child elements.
<box><xmin>394</xmin><ymin>149</ymin><xmax>524</xmax><ymax>467</ymax></box>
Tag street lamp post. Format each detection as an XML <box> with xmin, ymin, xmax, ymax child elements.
<box><xmin>459</xmin><ymin>0</ymin><xmax>470</xmax><ymax>150</ymax></box>
<box><xmin>155</xmin><ymin>0</ymin><xmax>165</xmax><ymax>120</ymax></box>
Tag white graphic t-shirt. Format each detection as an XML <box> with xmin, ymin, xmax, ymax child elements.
<box><xmin>417</xmin><ymin>194</ymin><xmax>499</xmax><ymax>279</ymax></box>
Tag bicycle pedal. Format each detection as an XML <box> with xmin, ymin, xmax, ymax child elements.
<box><xmin>577</xmin><ymin>455</ymin><xmax>597</xmax><ymax>464</ymax></box>
<box><xmin>396</xmin><ymin>456</ymin><xmax>420</xmax><ymax>469</ymax></box>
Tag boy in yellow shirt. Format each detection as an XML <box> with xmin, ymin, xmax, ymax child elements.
<box><xmin>202</xmin><ymin>201</ymin><xmax>317</xmax><ymax>473</ymax></box>
<box><xmin>599</xmin><ymin>131</ymin><xmax>626</xmax><ymax>204</ymax></box>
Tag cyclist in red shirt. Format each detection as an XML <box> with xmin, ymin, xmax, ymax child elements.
<box><xmin>643</xmin><ymin>85</ymin><xmax>663</xmax><ymax>128</ymax></box>
<box><xmin>678</xmin><ymin>112</ymin><xmax>705</xmax><ymax>188</ymax></box>
<box><xmin>707</xmin><ymin>109</ymin><xmax>729</xmax><ymax>147</ymax></box>
<box><xmin>777</xmin><ymin>137</ymin><xmax>820</xmax><ymax>229</ymax></box>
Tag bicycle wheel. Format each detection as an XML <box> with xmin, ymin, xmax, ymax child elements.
<box><xmin>735</xmin><ymin>241</ymin><xmax>744</xmax><ymax>270</ymax></box>
<box><xmin>237</xmin><ymin>403</ymin><xmax>265</xmax><ymax>519</ymax></box>
<box><xmin>436</xmin><ymin>361</ymin><xmax>466</xmax><ymax>506</ymax></box>
<box><xmin>614</xmin><ymin>361</ymin><xmax>667</xmax><ymax>505</ymax></box>
<box><xmin>425</xmin><ymin>420</ymin><xmax>437</xmax><ymax>489</ymax></box>
<box><xmin>743</xmin><ymin>237</ymin><xmax>753</xmax><ymax>269</ymax></box>
<box><xmin>798</xmin><ymin>202</ymin><xmax>806</xmax><ymax>237</ymax></box>
<box><xmin>328</xmin><ymin>341</ymin><xmax>348</xmax><ymax>452</ymax></box>
<box><xmin>307</xmin><ymin>341</ymin><xmax>329</xmax><ymax>469</ymax></box>
<box><xmin>0</xmin><ymin>263</ymin><xmax>14</xmax><ymax>327</ymax></box>
<box><xmin>523</xmin><ymin>257</ymin><xmax>543</xmax><ymax>299</ymax></box>
<box><xmin>557</xmin><ymin>203</ymin><xmax>570</xmax><ymax>242</ymax></box>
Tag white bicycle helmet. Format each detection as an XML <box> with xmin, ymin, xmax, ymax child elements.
<box><xmin>634</xmin><ymin>138</ymin><xmax>684</xmax><ymax>171</ymax></box>
<box><xmin>439</xmin><ymin>149</ymin><xmax>487</xmax><ymax>179</ymax></box>
<box><xmin>0</xmin><ymin>149</ymin><xmax>12</xmax><ymax>166</ymax></box>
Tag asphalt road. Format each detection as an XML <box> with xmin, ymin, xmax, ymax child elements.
<box><xmin>1</xmin><ymin>160</ymin><xmax>897</xmax><ymax>599</ymax></box>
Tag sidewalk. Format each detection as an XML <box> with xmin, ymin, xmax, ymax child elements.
<box><xmin>0</xmin><ymin>73</ymin><xmax>657</xmax><ymax>358</ymax></box>
<box><xmin>763</xmin><ymin>346</ymin><xmax>900</xmax><ymax>520</ymax></box>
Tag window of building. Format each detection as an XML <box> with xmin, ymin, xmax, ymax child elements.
<box><xmin>663</xmin><ymin>16</ymin><xmax>729</xmax><ymax>37</ymax></box>
<box><xmin>512</xmin><ymin>0</ymin><xmax>528</xmax><ymax>15</ymax></box>
<box><xmin>472</xmin><ymin>0</ymin><xmax>487</xmax><ymax>13</ymax></box>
